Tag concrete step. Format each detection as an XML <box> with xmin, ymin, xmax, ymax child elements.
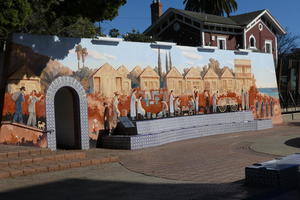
<box><xmin>0</xmin><ymin>148</ymin><xmax>52</xmax><ymax>159</ymax></box>
<box><xmin>0</xmin><ymin>155</ymin><xmax>119</xmax><ymax>179</ymax></box>
<box><xmin>0</xmin><ymin>151</ymin><xmax>86</xmax><ymax>167</ymax></box>
<box><xmin>0</xmin><ymin>148</ymin><xmax>119</xmax><ymax>179</ymax></box>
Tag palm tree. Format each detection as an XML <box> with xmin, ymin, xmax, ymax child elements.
<box><xmin>109</xmin><ymin>28</ymin><xmax>120</xmax><ymax>38</ymax></box>
<box><xmin>183</xmin><ymin>0</ymin><xmax>238</xmax><ymax>16</ymax></box>
<box><xmin>75</xmin><ymin>44</ymin><xmax>82</xmax><ymax>70</ymax></box>
<box><xmin>81</xmin><ymin>48</ymin><xmax>88</xmax><ymax>68</ymax></box>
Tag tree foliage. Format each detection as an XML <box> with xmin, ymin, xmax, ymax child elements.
<box><xmin>0</xmin><ymin>0</ymin><xmax>31</xmax><ymax>38</ymax></box>
<box><xmin>123</xmin><ymin>29</ymin><xmax>155</xmax><ymax>42</ymax></box>
<box><xmin>277</xmin><ymin>27</ymin><xmax>300</xmax><ymax>58</ymax></box>
<box><xmin>183</xmin><ymin>0</ymin><xmax>238</xmax><ymax>16</ymax></box>
<box><xmin>109</xmin><ymin>28</ymin><xmax>121</xmax><ymax>38</ymax></box>
<box><xmin>54</xmin><ymin>0</ymin><xmax>126</xmax><ymax>23</ymax></box>
<box><xmin>0</xmin><ymin>0</ymin><xmax>126</xmax><ymax>38</ymax></box>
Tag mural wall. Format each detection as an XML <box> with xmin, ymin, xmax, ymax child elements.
<box><xmin>0</xmin><ymin>33</ymin><xmax>282</xmax><ymax>148</ymax></box>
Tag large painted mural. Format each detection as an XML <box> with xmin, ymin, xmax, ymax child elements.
<box><xmin>0</xmin><ymin>33</ymin><xmax>282</xmax><ymax>148</ymax></box>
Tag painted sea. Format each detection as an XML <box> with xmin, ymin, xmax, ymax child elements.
<box><xmin>258</xmin><ymin>88</ymin><xmax>279</xmax><ymax>98</ymax></box>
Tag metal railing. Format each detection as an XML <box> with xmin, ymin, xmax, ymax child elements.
<box><xmin>279</xmin><ymin>91</ymin><xmax>300</xmax><ymax>114</ymax></box>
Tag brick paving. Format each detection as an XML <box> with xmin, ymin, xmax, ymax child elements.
<box><xmin>119</xmin><ymin>123</ymin><xmax>300</xmax><ymax>183</ymax></box>
<box><xmin>0</xmin><ymin>122</ymin><xmax>300</xmax><ymax>199</ymax></box>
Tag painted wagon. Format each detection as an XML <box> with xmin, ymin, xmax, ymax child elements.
<box><xmin>217</xmin><ymin>97</ymin><xmax>239</xmax><ymax>112</ymax></box>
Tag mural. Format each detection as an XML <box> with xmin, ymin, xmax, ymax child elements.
<box><xmin>0</xmin><ymin>33</ymin><xmax>282</xmax><ymax>148</ymax></box>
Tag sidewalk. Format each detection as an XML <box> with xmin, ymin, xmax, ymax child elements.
<box><xmin>0</xmin><ymin>120</ymin><xmax>300</xmax><ymax>199</ymax></box>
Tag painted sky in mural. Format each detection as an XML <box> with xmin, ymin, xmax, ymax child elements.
<box><xmin>13</xmin><ymin>34</ymin><xmax>277</xmax><ymax>89</ymax></box>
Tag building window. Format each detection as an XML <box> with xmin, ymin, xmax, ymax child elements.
<box><xmin>169</xmin><ymin>14</ymin><xmax>175</xmax><ymax>22</ymax></box>
<box><xmin>258</xmin><ymin>23</ymin><xmax>263</xmax><ymax>31</ymax></box>
<box><xmin>193</xmin><ymin>21</ymin><xmax>200</xmax><ymax>27</ymax></box>
<box><xmin>184</xmin><ymin>17</ymin><xmax>192</xmax><ymax>24</ymax></box>
<box><xmin>249</xmin><ymin>35</ymin><xmax>256</xmax><ymax>48</ymax></box>
<box><xmin>176</xmin><ymin>14</ymin><xmax>183</xmax><ymax>20</ymax></box>
<box><xmin>265</xmin><ymin>40</ymin><xmax>272</xmax><ymax>53</ymax></box>
<box><xmin>217</xmin><ymin>37</ymin><xmax>226</xmax><ymax>50</ymax></box>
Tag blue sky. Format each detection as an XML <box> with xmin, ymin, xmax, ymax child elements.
<box><xmin>100</xmin><ymin>0</ymin><xmax>300</xmax><ymax>44</ymax></box>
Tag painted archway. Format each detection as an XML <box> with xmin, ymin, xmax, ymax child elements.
<box><xmin>46</xmin><ymin>76</ymin><xmax>89</xmax><ymax>150</ymax></box>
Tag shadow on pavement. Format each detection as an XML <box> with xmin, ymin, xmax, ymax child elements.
<box><xmin>284</xmin><ymin>137</ymin><xmax>300</xmax><ymax>148</ymax></box>
<box><xmin>0</xmin><ymin>179</ymin><xmax>298</xmax><ymax>200</ymax></box>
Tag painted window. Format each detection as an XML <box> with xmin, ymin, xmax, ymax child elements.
<box><xmin>265</xmin><ymin>40</ymin><xmax>272</xmax><ymax>53</ymax></box>
<box><xmin>217</xmin><ymin>37</ymin><xmax>226</xmax><ymax>50</ymax></box>
<box><xmin>222</xmin><ymin>80</ymin><xmax>227</xmax><ymax>90</ymax></box>
<box><xmin>212</xmin><ymin>81</ymin><xmax>217</xmax><ymax>90</ymax></box>
<box><xmin>228</xmin><ymin>80</ymin><xmax>233</xmax><ymax>89</ymax></box>
<box><xmin>94</xmin><ymin>77</ymin><xmax>101</xmax><ymax>93</ymax></box>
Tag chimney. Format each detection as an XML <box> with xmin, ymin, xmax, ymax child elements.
<box><xmin>151</xmin><ymin>0</ymin><xmax>163</xmax><ymax>24</ymax></box>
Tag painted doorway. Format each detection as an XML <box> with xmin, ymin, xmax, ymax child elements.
<box><xmin>54</xmin><ymin>87</ymin><xmax>81</xmax><ymax>149</ymax></box>
<box><xmin>46</xmin><ymin>76</ymin><xmax>89</xmax><ymax>150</ymax></box>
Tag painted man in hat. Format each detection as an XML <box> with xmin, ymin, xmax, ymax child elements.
<box><xmin>12</xmin><ymin>86</ymin><xmax>26</xmax><ymax>123</ymax></box>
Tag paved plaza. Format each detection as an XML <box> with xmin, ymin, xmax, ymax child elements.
<box><xmin>1</xmin><ymin>120</ymin><xmax>300</xmax><ymax>199</ymax></box>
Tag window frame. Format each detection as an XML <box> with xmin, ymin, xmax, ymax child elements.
<box><xmin>217</xmin><ymin>37</ymin><xmax>227</xmax><ymax>50</ymax></box>
<box><xmin>265</xmin><ymin>40</ymin><xmax>273</xmax><ymax>54</ymax></box>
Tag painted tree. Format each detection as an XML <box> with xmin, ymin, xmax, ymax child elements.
<box><xmin>75</xmin><ymin>44</ymin><xmax>82</xmax><ymax>70</ymax></box>
<box><xmin>72</xmin><ymin>67</ymin><xmax>94</xmax><ymax>91</ymax></box>
<box><xmin>183</xmin><ymin>0</ymin><xmax>238</xmax><ymax>16</ymax></box>
<box><xmin>81</xmin><ymin>48</ymin><xmax>88</xmax><ymax>68</ymax></box>
<box><xmin>75</xmin><ymin>45</ymin><xmax>88</xmax><ymax>69</ymax></box>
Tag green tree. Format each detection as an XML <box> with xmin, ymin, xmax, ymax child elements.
<box><xmin>0</xmin><ymin>0</ymin><xmax>127</xmax><ymax>38</ymax></box>
<box><xmin>0</xmin><ymin>0</ymin><xmax>32</xmax><ymax>38</ymax></box>
<box><xmin>183</xmin><ymin>0</ymin><xmax>238</xmax><ymax>16</ymax></box>
<box><xmin>109</xmin><ymin>28</ymin><xmax>120</xmax><ymax>38</ymax></box>
<box><xmin>123</xmin><ymin>29</ymin><xmax>155</xmax><ymax>42</ymax></box>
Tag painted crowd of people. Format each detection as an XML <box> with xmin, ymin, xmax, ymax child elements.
<box><xmin>11</xmin><ymin>87</ymin><xmax>43</xmax><ymax>128</ymax></box>
<box><xmin>100</xmin><ymin>88</ymin><xmax>275</xmax><ymax>136</ymax></box>
<box><xmin>125</xmin><ymin>89</ymin><xmax>254</xmax><ymax>121</ymax></box>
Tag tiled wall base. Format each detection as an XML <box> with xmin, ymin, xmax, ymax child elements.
<box><xmin>246</xmin><ymin>154</ymin><xmax>300</xmax><ymax>188</ymax></box>
<box><xmin>102</xmin><ymin>112</ymin><xmax>273</xmax><ymax>150</ymax></box>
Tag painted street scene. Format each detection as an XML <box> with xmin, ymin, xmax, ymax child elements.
<box><xmin>0</xmin><ymin>0</ymin><xmax>300</xmax><ymax>199</ymax></box>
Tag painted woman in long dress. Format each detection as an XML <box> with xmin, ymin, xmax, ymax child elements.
<box><xmin>112</xmin><ymin>92</ymin><xmax>120</xmax><ymax>124</ymax></box>
<box><xmin>137</xmin><ymin>96</ymin><xmax>145</xmax><ymax>119</ymax></box>
<box><xmin>241</xmin><ymin>89</ymin><xmax>245</xmax><ymax>111</ymax></box>
<box><xmin>130</xmin><ymin>89</ymin><xmax>137</xmax><ymax>120</ymax></box>
<box><xmin>212</xmin><ymin>92</ymin><xmax>217</xmax><ymax>113</ymax></box>
<box><xmin>169</xmin><ymin>90</ymin><xmax>174</xmax><ymax>116</ymax></box>
<box><xmin>245</xmin><ymin>91</ymin><xmax>249</xmax><ymax>110</ymax></box>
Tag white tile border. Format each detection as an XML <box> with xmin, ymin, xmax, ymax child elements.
<box><xmin>46</xmin><ymin>76</ymin><xmax>89</xmax><ymax>150</ymax></box>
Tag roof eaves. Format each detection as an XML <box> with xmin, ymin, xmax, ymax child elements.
<box><xmin>144</xmin><ymin>8</ymin><xmax>175</xmax><ymax>34</ymax></box>
<box><xmin>264</xmin><ymin>9</ymin><xmax>286</xmax><ymax>34</ymax></box>
<box><xmin>176</xmin><ymin>9</ymin><xmax>238</xmax><ymax>26</ymax></box>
